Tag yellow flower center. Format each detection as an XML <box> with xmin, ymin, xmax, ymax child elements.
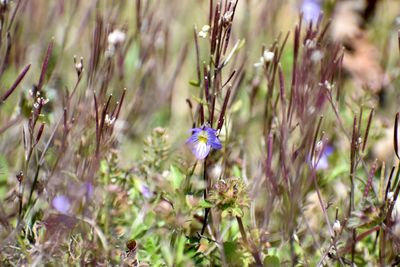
<box><xmin>198</xmin><ymin>131</ymin><xmax>208</xmax><ymax>144</ymax></box>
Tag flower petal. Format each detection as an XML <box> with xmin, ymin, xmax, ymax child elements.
<box><xmin>205</xmin><ymin>126</ymin><xmax>217</xmax><ymax>135</ymax></box>
<box><xmin>315</xmin><ymin>154</ymin><xmax>329</xmax><ymax>170</ymax></box>
<box><xmin>208</xmin><ymin>135</ymin><xmax>222</xmax><ymax>150</ymax></box>
<box><xmin>190</xmin><ymin>127</ymin><xmax>203</xmax><ymax>134</ymax></box>
<box><xmin>186</xmin><ymin>131</ymin><xmax>200</xmax><ymax>145</ymax></box>
<box><xmin>205</xmin><ymin>127</ymin><xmax>222</xmax><ymax>150</ymax></box>
<box><xmin>191</xmin><ymin>141</ymin><xmax>211</xmax><ymax>160</ymax></box>
<box><xmin>324</xmin><ymin>145</ymin><xmax>334</xmax><ymax>156</ymax></box>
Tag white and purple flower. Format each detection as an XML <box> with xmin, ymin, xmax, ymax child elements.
<box><xmin>186</xmin><ymin>126</ymin><xmax>222</xmax><ymax>160</ymax></box>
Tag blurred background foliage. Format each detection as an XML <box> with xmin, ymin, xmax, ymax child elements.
<box><xmin>0</xmin><ymin>0</ymin><xmax>400</xmax><ymax>266</ymax></box>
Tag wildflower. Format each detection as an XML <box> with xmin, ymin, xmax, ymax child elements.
<box><xmin>140</xmin><ymin>184</ymin><xmax>153</xmax><ymax>199</ymax></box>
<box><xmin>300</xmin><ymin>0</ymin><xmax>321</xmax><ymax>24</ymax></box>
<box><xmin>310</xmin><ymin>145</ymin><xmax>333</xmax><ymax>170</ymax></box>
<box><xmin>198</xmin><ymin>25</ymin><xmax>210</xmax><ymax>39</ymax></box>
<box><xmin>186</xmin><ymin>126</ymin><xmax>222</xmax><ymax>160</ymax></box>
<box><xmin>333</xmin><ymin>219</ymin><xmax>341</xmax><ymax>234</ymax></box>
<box><xmin>198</xmin><ymin>31</ymin><xmax>208</xmax><ymax>39</ymax></box>
<box><xmin>107</xmin><ymin>29</ymin><xmax>126</xmax><ymax>45</ymax></box>
<box><xmin>106</xmin><ymin>29</ymin><xmax>126</xmax><ymax>58</ymax></box>
<box><xmin>52</xmin><ymin>195</ymin><xmax>71</xmax><ymax>214</ymax></box>
<box><xmin>263</xmin><ymin>50</ymin><xmax>274</xmax><ymax>62</ymax></box>
<box><xmin>254</xmin><ymin>50</ymin><xmax>274</xmax><ymax>68</ymax></box>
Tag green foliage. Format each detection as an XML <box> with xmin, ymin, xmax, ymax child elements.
<box><xmin>141</xmin><ymin>127</ymin><xmax>169</xmax><ymax>177</ymax></box>
<box><xmin>208</xmin><ymin>177</ymin><xmax>249</xmax><ymax>218</ymax></box>
<box><xmin>0</xmin><ymin>0</ymin><xmax>399</xmax><ymax>266</ymax></box>
<box><xmin>263</xmin><ymin>255</ymin><xmax>281</xmax><ymax>267</ymax></box>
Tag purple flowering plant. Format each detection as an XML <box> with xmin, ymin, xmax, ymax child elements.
<box><xmin>186</xmin><ymin>126</ymin><xmax>222</xmax><ymax>160</ymax></box>
<box><xmin>2</xmin><ymin>0</ymin><xmax>400</xmax><ymax>265</ymax></box>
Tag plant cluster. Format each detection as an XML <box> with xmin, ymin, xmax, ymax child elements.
<box><xmin>0</xmin><ymin>0</ymin><xmax>400</xmax><ymax>266</ymax></box>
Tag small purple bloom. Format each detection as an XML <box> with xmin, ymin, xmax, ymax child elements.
<box><xmin>186</xmin><ymin>126</ymin><xmax>222</xmax><ymax>160</ymax></box>
<box><xmin>140</xmin><ymin>184</ymin><xmax>153</xmax><ymax>199</ymax></box>
<box><xmin>52</xmin><ymin>195</ymin><xmax>71</xmax><ymax>214</ymax></box>
<box><xmin>300</xmin><ymin>0</ymin><xmax>321</xmax><ymax>24</ymax></box>
<box><xmin>315</xmin><ymin>145</ymin><xmax>334</xmax><ymax>170</ymax></box>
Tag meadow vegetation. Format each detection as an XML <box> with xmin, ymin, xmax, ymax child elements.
<box><xmin>0</xmin><ymin>0</ymin><xmax>400</xmax><ymax>266</ymax></box>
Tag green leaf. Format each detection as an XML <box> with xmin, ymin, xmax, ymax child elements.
<box><xmin>175</xmin><ymin>235</ymin><xmax>186</xmax><ymax>264</ymax></box>
<box><xmin>199</xmin><ymin>199</ymin><xmax>213</xmax><ymax>209</ymax></box>
<box><xmin>189</xmin><ymin>80</ymin><xmax>200</xmax><ymax>87</ymax></box>
<box><xmin>263</xmin><ymin>255</ymin><xmax>281</xmax><ymax>267</ymax></box>
<box><xmin>223</xmin><ymin>241</ymin><xmax>243</xmax><ymax>266</ymax></box>
<box><xmin>169</xmin><ymin>165</ymin><xmax>185</xmax><ymax>190</ymax></box>
<box><xmin>232</xmin><ymin>165</ymin><xmax>241</xmax><ymax>178</ymax></box>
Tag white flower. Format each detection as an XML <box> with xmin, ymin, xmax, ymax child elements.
<box><xmin>198</xmin><ymin>31</ymin><xmax>208</xmax><ymax>39</ymax></box>
<box><xmin>263</xmin><ymin>50</ymin><xmax>274</xmax><ymax>62</ymax></box>
<box><xmin>201</xmin><ymin>25</ymin><xmax>210</xmax><ymax>32</ymax></box>
<box><xmin>108</xmin><ymin>29</ymin><xmax>126</xmax><ymax>45</ymax></box>
<box><xmin>333</xmin><ymin>220</ymin><xmax>341</xmax><ymax>234</ymax></box>
<box><xmin>198</xmin><ymin>25</ymin><xmax>210</xmax><ymax>39</ymax></box>
<box><xmin>254</xmin><ymin>51</ymin><xmax>274</xmax><ymax>68</ymax></box>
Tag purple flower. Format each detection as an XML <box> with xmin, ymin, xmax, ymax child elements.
<box><xmin>140</xmin><ymin>184</ymin><xmax>153</xmax><ymax>199</ymax></box>
<box><xmin>300</xmin><ymin>0</ymin><xmax>321</xmax><ymax>24</ymax></box>
<box><xmin>314</xmin><ymin>145</ymin><xmax>334</xmax><ymax>170</ymax></box>
<box><xmin>186</xmin><ymin>126</ymin><xmax>222</xmax><ymax>160</ymax></box>
<box><xmin>52</xmin><ymin>195</ymin><xmax>71</xmax><ymax>214</ymax></box>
